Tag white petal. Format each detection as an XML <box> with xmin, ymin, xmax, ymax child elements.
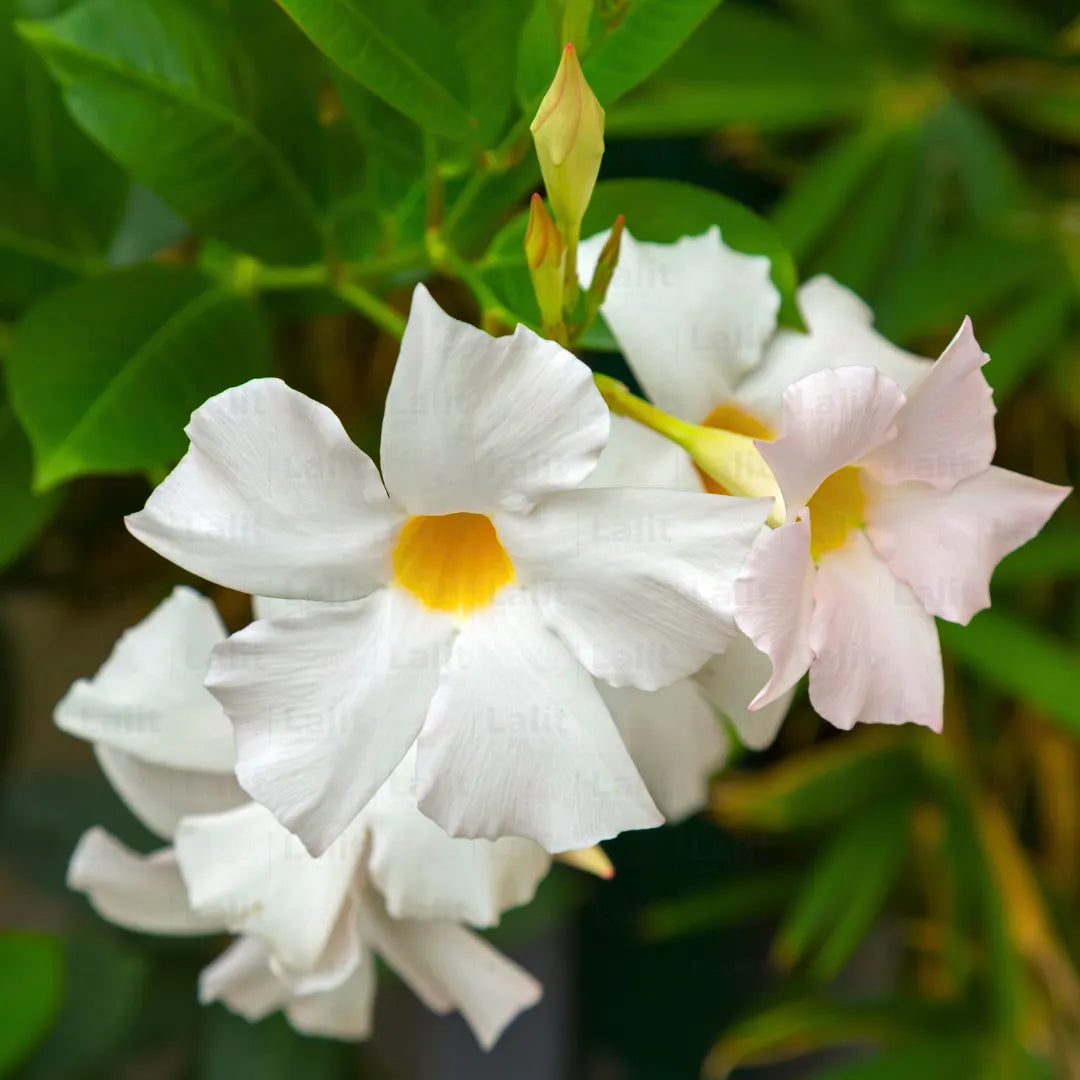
<box><xmin>126</xmin><ymin>379</ymin><xmax>403</xmax><ymax>601</ymax></box>
<box><xmin>199</xmin><ymin>937</ymin><xmax>288</xmax><ymax>1021</ymax></box>
<box><xmin>363</xmin><ymin>750</ymin><xmax>550</xmax><ymax>929</ymax></box>
<box><xmin>694</xmin><ymin>631</ymin><xmax>795</xmax><ymax>750</ymax></box>
<box><xmin>207</xmin><ymin>589</ymin><xmax>455</xmax><ymax>856</ymax></box>
<box><xmin>67</xmin><ymin>827</ymin><xmax>220</xmax><ymax>935</ymax></box>
<box><xmin>174</xmin><ymin>802</ymin><xmax>365</xmax><ymax>973</ymax></box>
<box><xmin>736</xmin><ymin>275</ymin><xmax>930</xmax><ymax>429</ymax></box>
<box><xmin>269</xmin><ymin>896</ymin><xmax>362</xmax><ymax>997</ymax></box>
<box><xmin>356</xmin><ymin>889</ymin><xmax>542</xmax><ymax>1051</ymax></box>
<box><xmin>582</xmin><ymin>413</ymin><xmax>702</xmax><ymax>493</ymax></box>
<box><xmin>579</xmin><ymin>227</ymin><xmax>780</xmax><ymax>422</ymax></box>
<box><xmin>864</xmin><ymin>319</ymin><xmax>996</xmax><ymax>490</ymax></box>
<box><xmin>866</xmin><ymin>467</ymin><xmax>1070</xmax><ymax>624</ymax></box>
<box><xmin>285</xmin><ymin>946</ymin><xmax>377</xmax><ymax>1041</ymax></box>
<box><xmin>597</xmin><ymin>679</ymin><xmax>728</xmax><ymax>821</ymax></box>
<box><xmin>808</xmin><ymin>531</ymin><xmax>943</xmax><ymax>732</ymax></box>
<box><xmin>415</xmin><ymin>593</ymin><xmax>662</xmax><ymax>852</ymax></box>
<box><xmin>95</xmin><ymin>745</ymin><xmax>245</xmax><ymax>842</ymax></box>
<box><xmin>733</xmin><ymin>519</ymin><xmax>815</xmax><ymax>710</ymax></box>
<box><xmin>759</xmin><ymin>366</ymin><xmax>905</xmax><ymax>512</ymax></box>
<box><xmin>496</xmin><ymin>487</ymin><xmax>771</xmax><ymax>690</ymax></box>
<box><xmin>54</xmin><ymin>586</ymin><xmax>234</xmax><ymax>772</ymax></box>
<box><xmin>380</xmin><ymin>285</ymin><xmax>609</xmax><ymax>516</ymax></box>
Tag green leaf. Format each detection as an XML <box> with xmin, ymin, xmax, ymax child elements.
<box><xmin>939</xmin><ymin>610</ymin><xmax>1080</xmax><ymax>736</ymax></box>
<box><xmin>772</xmin><ymin>797</ymin><xmax>910</xmax><ymax>979</ymax></box>
<box><xmin>275</xmin><ymin>0</ymin><xmax>472</xmax><ymax>140</ymax></box>
<box><xmin>811</xmin><ymin>1037</ymin><xmax>989</xmax><ymax>1080</ymax></box>
<box><xmin>516</xmin><ymin>0</ymin><xmax>561</xmax><ymax>112</ymax></box>
<box><xmin>21</xmin><ymin>0</ymin><xmax>326</xmax><ymax>263</ymax></box>
<box><xmin>20</xmin><ymin>936</ymin><xmax>147</xmax><ymax>1080</ymax></box>
<box><xmin>581</xmin><ymin>0</ymin><xmax>722</xmax><ymax>108</ymax></box>
<box><xmin>0</xmin><ymin>932</ymin><xmax>63</xmax><ymax>1074</ymax></box>
<box><xmin>606</xmin><ymin>4</ymin><xmax>874</xmax><ymax>136</ymax></box>
<box><xmin>772</xmin><ymin>125</ymin><xmax>893</xmax><ymax>261</ymax></box>
<box><xmin>875</xmin><ymin>232</ymin><xmax>1049</xmax><ymax>344</ymax></box>
<box><xmin>887</xmin><ymin>0</ymin><xmax>1053</xmax><ymax>52</ymax></box>
<box><xmin>0</xmin><ymin>395</ymin><xmax>62</xmax><ymax>568</ymax></box>
<box><xmin>0</xmin><ymin>0</ymin><xmax>126</xmax><ymax>310</ymax></box>
<box><xmin>972</xmin><ymin>60</ymin><xmax>1080</xmax><ymax>145</ymax></box>
<box><xmin>6</xmin><ymin>264</ymin><xmax>271</xmax><ymax>489</ymax></box>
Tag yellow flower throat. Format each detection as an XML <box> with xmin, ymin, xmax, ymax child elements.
<box><xmin>393</xmin><ymin>513</ymin><xmax>516</xmax><ymax>614</ymax></box>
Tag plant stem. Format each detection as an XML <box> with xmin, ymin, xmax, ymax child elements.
<box><xmin>333</xmin><ymin>281</ymin><xmax>406</xmax><ymax>340</ymax></box>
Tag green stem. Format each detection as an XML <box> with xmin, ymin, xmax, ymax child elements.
<box><xmin>445</xmin><ymin>115</ymin><xmax>532</xmax><ymax>234</ymax></box>
<box><xmin>333</xmin><ymin>281</ymin><xmax>406</xmax><ymax>340</ymax></box>
<box><xmin>427</xmin><ymin>230</ymin><xmax>519</xmax><ymax>332</ymax></box>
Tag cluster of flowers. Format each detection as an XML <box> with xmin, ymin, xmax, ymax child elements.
<box><xmin>57</xmin><ymin>45</ymin><xmax>1068</xmax><ymax>1050</ymax></box>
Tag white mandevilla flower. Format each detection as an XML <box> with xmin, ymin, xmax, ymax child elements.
<box><xmin>56</xmin><ymin>588</ymin><xmax>543</xmax><ymax>1046</ymax></box>
<box><xmin>578</xmin><ymin>225</ymin><xmax>931</xmax><ymax>747</ymax></box>
<box><xmin>733</xmin><ymin>323</ymin><xmax>1070</xmax><ymax>732</ymax></box>
<box><xmin>125</xmin><ymin>286</ymin><xmax>770</xmax><ymax>855</ymax></box>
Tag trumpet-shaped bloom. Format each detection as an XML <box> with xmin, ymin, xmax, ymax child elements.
<box><xmin>126</xmin><ymin>286</ymin><xmax>769</xmax><ymax>854</ymax></box>
<box><xmin>735</xmin><ymin>322</ymin><xmax>1070</xmax><ymax>732</ymax></box>
<box><xmin>578</xmin><ymin>227</ymin><xmax>924</xmax><ymax>745</ymax></box>
<box><xmin>57</xmin><ymin>588</ymin><xmax>542</xmax><ymax>1046</ymax></box>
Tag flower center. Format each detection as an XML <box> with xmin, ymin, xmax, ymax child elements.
<box><xmin>393</xmin><ymin>513</ymin><xmax>516</xmax><ymax>614</ymax></box>
<box><xmin>807</xmin><ymin>467</ymin><xmax>866</xmax><ymax>561</ymax></box>
<box><xmin>697</xmin><ymin>402</ymin><xmax>775</xmax><ymax>495</ymax></box>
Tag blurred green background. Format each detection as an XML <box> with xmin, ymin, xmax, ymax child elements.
<box><xmin>0</xmin><ymin>0</ymin><xmax>1078</xmax><ymax>1076</ymax></box>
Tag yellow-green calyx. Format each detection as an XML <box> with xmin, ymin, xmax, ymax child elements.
<box><xmin>594</xmin><ymin>375</ymin><xmax>786</xmax><ymax>526</ymax></box>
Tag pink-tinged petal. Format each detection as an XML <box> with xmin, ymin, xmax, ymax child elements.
<box><xmin>808</xmin><ymin>532</ymin><xmax>943</xmax><ymax>732</ymax></box>
<box><xmin>67</xmin><ymin>827</ymin><xmax>221</xmax><ymax>936</ymax></box>
<box><xmin>597</xmin><ymin>679</ymin><xmax>729</xmax><ymax>821</ymax></box>
<box><xmin>94</xmin><ymin>746</ymin><xmax>245</xmax><ymax>842</ymax></box>
<box><xmin>733</xmin><ymin>519</ymin><xmax>815</xmax><ymax>710</ymax></box>
<box><xmin>199</xmin><ymin>938</ymin><xmax>288</xmax><ymax>1021</ymax></box>
<box><xmin>866</xmin><ymin>467</ymin><xmax>1071</xmax><ymax>624</ymax></box>
<box><xmin>284</xmin><ymin>947</ymin><xmax>377</xmax><ymax>1040</ymax></box>
<box><xmin>694</xmin><ymin>631</ymin><xmax>796</xmax><ymax>750</ymax></box>
<box><xmin>415</xmin><ymin>591</ymin><xmax>662</xmax><ymax>853</ymax></box>
<box><xmin>759</xmin><ymin>367</ymin><xmax>905</xmax><ymax>512</ymax></box>
<box><xmin>380</xmin><ymin>285</ymin><xmax>609</xmax><ymax>516</ymax></box>
<box><xmin>578</xmin><ymin>226</ymin><xmax>781</xmax><ymax>422</ymax></box>
<box><xmin>737</xmin><ymin>275</ymin><xmax>930</xmax><ymax>429</ymax></box>
<box><xmin>496</xmin><ymin>487</ymin><xmax>771</xmax><ymax>691</ymax></box>
<box><xmin>356</xmin><ymin>888</ymin><xmax>543</xmax><ymax>1051</ymax></box>
<box><xmin>206</xmin><ymin>590</ymin><xmax>455</xmax><ymax>856</ymax></box>
<box><xmin>126</xmin><ymin>379</ymin><xmax>404</xmax><ymax>601</ymax></box>
<box><xmin>174</xmin><ymin>803</ymin><xmax>366</xmax><ymax>974</ymax></box>
<box><xmin>864</xmin><ymin>318</ymin><xmax>995</xmax><ymax>490</ymax></box>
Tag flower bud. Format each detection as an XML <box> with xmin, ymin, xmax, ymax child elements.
<box><xmin>555</xmin><ymin>845</ymin><xmax>614</xmax><ymax>879</ymax></box>
<box><xmin>530</xmin><ymin>43</ymin><xmax>605</xmax><ymax>235</ymax></box>
<box><xmin>524</xmin><ymin>194</ymin><xmax>566</xmax><ymax>336</ymax></box>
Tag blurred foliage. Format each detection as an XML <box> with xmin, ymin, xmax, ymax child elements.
<box><xmin>0</xmin><ymin>0</ymin><xmax>1077</xmax><ymax>1077</ymax></box>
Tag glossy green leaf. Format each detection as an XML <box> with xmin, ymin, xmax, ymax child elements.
<box><xmin>581</xmin><ymin>0</ymin><xmax>721</xmax><ymax>108</ymax></box>
<box><xmin>939</xmin><ymin>610</ymin><xmax>1080</xmax><ymax>735</ymax></box>
<box><xmin>0</xmin><ymin>932</ymin><xmax>63</xmax><ymax>1074</ymax></box>
<box><xmin>773</xmin><ymin>797</ymin><xmax>910</xmax><ymax>980</ymax></box>
<box><xmin>0</xmin><ymin>395</ymin><xmax>62</xmax><ymax>568</ymax></box>
<box><xmin>275</xmin><ymin>0</ymin><xmax>471</xmax><ymax>140</ymax></box>
<box><xmin>606</xmin><ymin>4</ymin><xmax>874</xmax><ymax>136</ymax></box>
<box><xmin>21</xmin><ymin>0</ymin><xmax>326</xmax><ymax>262</ymax></box>
<box><xmin>0</xmin><ymin>0</ymin><xmax>126</xmax><ymax>310</ymax></box>
<box><xmin>516</xmin><ymin>0</ymin><xmax>561</xmax><ymax>111</ymax></box>
<box><xmin>7</xmin><ymin>265</ymin><xmax>271</xmax><ymax>489</ymax></box>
